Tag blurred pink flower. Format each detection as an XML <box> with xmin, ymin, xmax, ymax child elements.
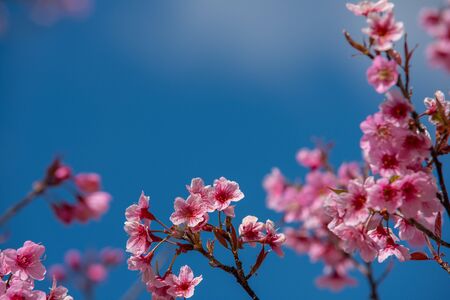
<box><xmin>366</xmin><ymin>56</ymin><xmax>398</xmax><ymax>94</ymax></box>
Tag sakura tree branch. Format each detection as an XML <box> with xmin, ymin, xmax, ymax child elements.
<box><xmin>364</xmin><ymin>262</ymin><xmax>380</xmax><ymax>300</ymax></box>
<box><xmin>344</xmin><ymin>31</ymin><xmax>450</xmax><ymax>218</ymax></box>
<box><xmin>0</xmin><ymin>181</ymin><xmax>47</xmax><ymax>227</ymax></box>
<box><xmin>395</xmin><ymin>212</ymin><xmax>450</xmax><ymax>248</ymax></box>
<box><xmin>194</xmin><ymin>245</ymin><xmax>259</xmax><ymax>300</ymax></box>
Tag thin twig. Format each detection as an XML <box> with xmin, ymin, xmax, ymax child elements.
<box><xmin>0</xmin><ymin>182</ymin><xmax>46</xmax><ymax>227</ymax></box>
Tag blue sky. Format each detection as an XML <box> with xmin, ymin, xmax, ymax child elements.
<box><xmin>0</xmin><ymin>0</ymin><xmax>449</xmax><ymax>299</ymax></box>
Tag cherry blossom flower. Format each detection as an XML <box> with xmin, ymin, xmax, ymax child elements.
<box><xmin>362</xmin><ymin>12</ymin><xmax>404</xmax><ymax>51</ymax></box>
<box><xmin>86</xmin><ymin>263</ymin><xmax>107</xmax><ymax>283</ymax></box>
<box><xmin>335</xmin><ymin>178</ymin><xmax>373</xmax><ymax>226</ymax></box>
<box><xmin>296</xmin><ymin>148</ymin><xmax>324</xmax><ymax>169</ymax></box>
<box><xmin>100</xmin><ymin>248</ymin><xmax>124</xmax><ymax>266</ymax></box>
<box><xmin>377</xmin><ymin>237</ymin><xmax>410</xmax><ymax>262</ymax></box>
<box><xmin>424</xmin><ymin>90</ymin><xmax>450</xmax><ymax>125</ymax></box>
<box><xmin>166</xmin><ymin>265</ymin><xmax>202</xmax><ymax>299</ymax></box>
<box><xmin>64</xmin><ymin>250</ymin><xmax>81</xmax><ymax>270</ymax></box>
<box><xmin>170</xmin><ymin>194</ymin><xmax>207</xmax><ymax>227</ymax></box>
<box><xmin>124</xmin><ymin>221</ymin><xmax>151</xmax><ymax>255</ymax></box>
<box><xmin>81</xmin><ymin>191</ymin><xmax>112</xmax><ymax>219</ymax></box>
<box><xmin>380</xmin><ymin>90</ymin><xmax>412</xmax><ymax>126</ymax></box>
<box><xmin>239</xmin><ymin>216</ymin><xmax>265</xmax><ymax>246</ymax></box>
<box><xmin>264</xmin><ymin>220</ymin><xmax>286</xmax><ymax>256</ymax></box>
<box><xmin>0</xmin><ymin>280</ymin><xmax>46</xmax><ymax>300</ymax></box>
<box><xmin>337</xmin><ymin>162</ymin><xmax>362</xmax><ymax>185</ymax></box>
<box><xmin>3</xmin><ymin>241</ymin><xmax>46</xmax><ymax>281</ymax></box>
<box><xmin>127</xmin><ymin>253</ymin><xmax>153</xmax><ymax>283</ymax></box>
<box><xmin>367</xmin><ymin>178</ymin><xmax>401</xmax><ymax>213</ymax></box>
<box><xmin>346</xmin><ymin>0</ymin><xmax>394</xmax><ymax>17</ymax></box>
<box><xmin>366</xmin><ymin>56</ymin><xmax>398</xmax><ymax>93</ymax></box>
<box><xmin>394</xmin><ymin>172</ymin><xmax>439</xmax><ymax>218</ymax></box>
<box><xmin>263</xmin><ymin>168</ymin><xmax>287</xmax><ymax>211</ymax></box>
<box><xmin>74</xmin><ymin>173</ymin><xmax>101</xmax><ymax>193</ymax></box>
<box><xmin>315</xmin><ymin>268</ymin><xmax>356</xmax><ymax>291</ymax></box>
<box><xmin>186</xmin><ymin>178</ymin><xmax>215</xmax><ymax>212</ymax></box>
<box><xmin>47</xmin><ymin>281</ymin><xmax>73</xmax><ymax>300</ymax></box>
<box><xmin>125</xmin><ymin>192</ymin><xmax>151</xmax><ymax>222</ymax></box>
<box><xmin>212</xmin><ymin>177</ymin><xmax>245</xmax><ymax>211</ymax></box>
<box><xmin>146</xmin><ymin>271</ymin><xmax>174</xmax><ymax>300</ymax></box>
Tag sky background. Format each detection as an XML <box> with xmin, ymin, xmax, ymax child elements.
<box><xmin>1</xmin><ymin>0</ymin><xmax>449</xmax><ymax>299</ymax></box>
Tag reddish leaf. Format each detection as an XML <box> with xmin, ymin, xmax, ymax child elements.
<box><xmin>410</xmin><ymin>252</ymin><xmax>430</xmax><ymax>260</ymax></box>
<box><xmin>230</xmin><ymin>224</ymin><xmax>239</xmax><ymax>251</ymax></box>
<box><xmin>213</xmin><ymin>228</ymin><xmax>228</xmax><ymax>249</ymax></box>
<box><xmin>249</xmin><ymin>247</ymin><xmax>268</xmax><ymax>277</ymax></box>
<box><xmin>435</xmin><ymin>212</ymin><xmax>442</xmax><ymax>239</ymax></box>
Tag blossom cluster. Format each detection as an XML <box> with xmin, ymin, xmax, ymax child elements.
<box><xmin>264</xmin><ymin>0</ymin><xmax>450</xmax><ymax>293</ymax></box>
<box><xmin>0</xmin><ymin>0</ymin><xmax>93</xmax><ymax>35</ymax></box>
<box><xmin>49</xmin><ymin>247</ymin><xmax>123</xmax><ymax>297</ymax></box>
<box><xmin>420</xmin><ymin>1</ymin><xmax>450</xmax><ymax>73</ymax></box>
<box><xmin>0</xmin><ymin>240</ymin><xmax>72</xmax><ymax>300</ymax></box>
<box><xmin>124</xmin><ymin>177</ymin><xmax>285</xmax><ymax>299</ymax></box>
<box><xmin>45</xmin><ymin>159</ymin><xmax>111</xmax><ymax>225</ymax></box>
<box><xmin>348</xmin><ymin>0</ymin><xmax>404</xmax><ymax>94</ymax></box>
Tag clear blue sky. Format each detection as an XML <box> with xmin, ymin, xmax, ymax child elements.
<box><xmin>0</xmin><ymin>0</ymin><xmax>449</xmax><ymax>299</ymax></box>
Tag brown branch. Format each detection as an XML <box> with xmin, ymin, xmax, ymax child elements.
<box><xmin>195</xmin><ymin>245</ymin><xmax>259</xmax><ymax>300</ymax></box>
<box><xmin>365</xmin><ymin>262</ymin><xmax>380</xmax><ymax>300</ymax></box>
<box><xmin>395</xmin><ymin>212</ymin><xmax>450</xmax><ymax>248</ymax></box>
<box><xmin>0</xmin><ymin>181</ymin><xmax>46</xmax><ymax>227</ymax></box>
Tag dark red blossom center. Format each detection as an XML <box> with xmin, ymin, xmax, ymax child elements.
<box><xmin>381</xmin><ymin>154</ymin><xmax>398</xmax><ymax>170</ymax></box>
<box><xmin>17</xmin><ymin>255</ymin><xmax>31</xmax><ymax>268</ymax></box>
<box><xmin>351</xmin><ymin>194</ymin><xmax>367</xmax><ymax>210</ymax></box>
<box><xmin>390</xmin><ymin>103</ymin><xmax>409</xmax><ymax>119</ymax></box>
<box><xmin>401</xmin><ymin>182</ymin><xmax>417</xmax><ymax>200</ymax></box>
<box><xmin>403</xmin><ymin>134</ymin><xmax>422</xmax><ymax>150</ymax></box>
<box><xmin>382</xmin><ymin>185</ymin><xmax>397</xmax><ymax>201</ymax></box>
<box><xmin>215</xmin><ymin>189</ymin><xmax>232</xmax><ymax>203</ymax></box>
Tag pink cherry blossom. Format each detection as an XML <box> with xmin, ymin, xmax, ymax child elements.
<box><xmin>100</xmin><ymin>248</ymin><xmax>123</xmax><ymax>266</ymax></box>
<box><xmin>346</xmin><ymin>0</ymin><xmax>394</xmax><ymax>17</ymax></box>
<box><xmin>170</xmin><ymin>194</ymin><xmax>207</xmax><ymax>227</ymax></box>
<box><xmin>82</xmin><ymin>191</ymin><xmax>112</xmax><ymax>219</ymax></box>
<box><xmin>124</xmin><ymin>221</ymin><xmax>151</xmax><ymax>255</ymax></box>
<box><xmin>49</xmin><ymin>264</ymin><xmax>66</xmax><ymax>281</ymax></box>
<box><xmin>212</xmin><ymin>177</ymin><xmax>244</xmax><ymax>211</ymax></box>
<box><xmin>335</xmin><ymin>178</ymin><xmax>373</xmax><ymax>226</ymax></box>
<box><xmin>296</xmin><ymin>148</ymin><xmax>324</xmax><ymax>169</ymax></box>
<box><xmin>426</xmin><ymin>40</ymin><xmax>450</xmax><ymax>73</ymax></box>
<box><xmin>0</xmin><ymin>280</ymin><xmax>46</xmax><ymax>300</ymax></box>
<box><xmin>337</xmin><ymin>162</ymin><xmax>362</xmax><ymax>185</ymax></box>
<box><xmin>47</xmin><ymin>284</ymin><xmax>73</xmax><ymax>300</ymax></box>
<box><xmin>125</xmin><ymin>192</ymin><xmax>151</xmax><ymax>222</ymax></box>
<box><xmin>362</xmin><ymin>12</ymin><xmax>404</xmax><ymax>51</ymax></box>
<box><xmin>74</xmin><ymin>173</ymin><xmax>101</xmax><ymax>193</ymax></box>
<box><xmin>64</xmin><ymin>250</ymin><xmax>81</xmax><ymax>270</ymax></box>
<box><xmin>393</xmin><ymin>172</ymin><xmax>438</xmax><ymax>218</ymax></box>
<box><xmin>263</xmin><ymin>168</ymin><xmax>287</xmax><ymax>211</ymax></box>
<box><xmin>166</xmin><ymin>265</ymin><xmax>202</xmax><ymax>299</ymax></box>
<box><xmin>377</xmin><ymin>237</ymin><xmax>410</xmax><ymax>263</ymax></box>
<box><xmin>239</xmin><ymin>216</ymin><xmax>265</xmax><ymax>246</ymax></box>
<box><xmin>367</xmin><ymin>178</ymin><xmax>401</xmax><ymax>213</ymax></box>
<box><xmin>186</xmin><ymin>178</ymin><xmax>215</xmax><ymax>212</ymax></box>
<box><xmin>424</xmin><ymin>90</ymin><xmax>450</xmax><ymax>124</ymax></box>
<box><xmin>394</xmin><ymin>217</ymin><xmax>426</xmax><ymax>247</ymax></box>
<box><xmin>146</xmin><ymin>271</ymin><xmax>174</xmax><ymax>300</ymax></box>
<box><xmin>366</xmin><ymin>56</ymin><xmax>398</xmax><ymax>93</ymax></box>
<box><xmin>127</xmin><ymin>253</ymin><xmax>153</xmax><ymax>283</ymax></box>
<box><xmin>86</xmin><ymin>263</ymin><xmax>107</xmax><ymax>283</ymax></box>
<box><xmin>264</xmin><ymin>220</ymin><xmax>286</xmax><ymax>256</ymax></box>
<box><xmin>3</xmin><ymin>241</ymin><xmax>46</xmax><ymax>281</ymax></box>
<box><xmin>0</xmin><ymin>251</ymin><xmax>10</xmax><ymax>277</ymax></box>
<box><xmin>380</xmin><ymin>90</ymin><xmax>412</xmax><ymax>126</ymax></box>
<box><xmin>315</xmin><ymin>269</ymin><xmax>356</xmax><ymax>291</ymax></box>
